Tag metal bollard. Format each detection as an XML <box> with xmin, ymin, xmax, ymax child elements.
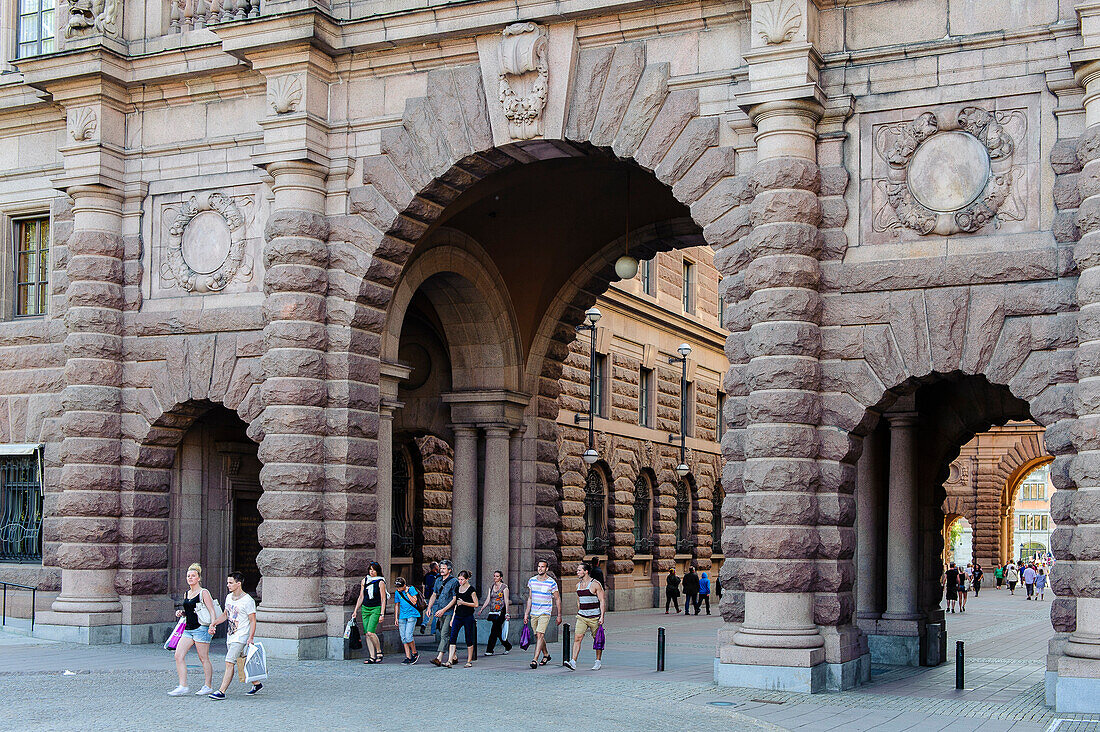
<box><xmin>562</xmin><ymin>623</ymin><xmax>571</xmax><ymax>666</ymax></box>
<box><xmin>657</xmin><ymin>627</ymin><xmax>666</xmax><ymax>671</ymax></box>
<box><xmin>956</xmin><ymin>640</ymin><xmax>964</xmax><ymax>690</ymax></box>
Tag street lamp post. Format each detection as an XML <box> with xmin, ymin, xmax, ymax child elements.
<box><xmin>575</xmin><ymin>307</ymin><xmax>602</xmax><ymax>466</ymax></box>
<box><xmin>668</xmin><ymin>343</ymin><xmax>692</xmax><ymax>479</ymax></box>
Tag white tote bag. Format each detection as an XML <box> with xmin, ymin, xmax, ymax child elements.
<box><xmin>501</xmin><ymin>619</ymin><xmax>510</xmax><ymax>640</ymax></box>
<box><xmin>244</xmin><ymin>642</ymin><xmax>269</xmax><ymax>683</ymax></box>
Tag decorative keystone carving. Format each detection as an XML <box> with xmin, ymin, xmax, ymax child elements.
<box><xmin>498</xmin><ymin>22</ymin><xmax>549</xmax><ymax>140</ymax></box>
<box><xmin>754</xmin><ymin>0</ymin><xmax>801</xmax><ymax>45</ymax></box>
<box><xmin>268</xmin><ymin>75</ymin><xmax>304</xmax><ymax>115</ymax></box>
<box><xmin>69</xmin><ymin>108</ymin><xmax>98</xmax><ymax>142</ymax></box>
<box><xmin>65</xmin><ymin>0</ymin><xmax>120</xmax><ymax>38</ymax></box>
<box><xmin>162</xmin><ymin>191</ymin><xmax>254</xmax><ymax>293</ymax></box>
<box><xmin>871</xmin><ymin>105</ymin><xmax>1026</xmax><ymax>237</ymax></box>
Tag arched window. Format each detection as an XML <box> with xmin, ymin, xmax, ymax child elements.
<box><xmin>633</xmin><ymin>472</ymin><xmax>653</xmax><ymax>553</ymax></box>
<box><xmin>675</xmin><ymin>477</ymin><xmax>693</xmax><ymax>554</ymax></box>
<box><xmin>391</xmin><ymin>445</ymin><xmax>415</xmax><ymax>557</ymax></box>
<box><xmin>711</xmin><ymin>487</ymin><xmax>723</xmax><ymax>554</ymax></box>
<box><xmin>584</xmin><ymin>467</ymin><xmax>609</xmax><ymax>554</ymax></box>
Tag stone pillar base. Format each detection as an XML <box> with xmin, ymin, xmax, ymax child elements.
<box><xmin>1053</xmin><ymin>655</ymin><xmax>1100</xmax><ymax>713</ymax></box>
<box><xmin>253</xmin><ymin>633</ymin><xmax>328</xmax><ymax>660</ymax></box>
<box><xmin>714</xmin><ymin>657</ymin><xmax>827</xmax><ymax>693</ymax></box>
<box><xmin>867</xmin><ymin>633</ymin><xmax>920</xmax><ymax>666</ymax></box>
<box><xmin>864</xmin><ymin>616</ymin><xmax>930</xmax><ymax>666</ymax></box>
<box><xmin>33</xmin><ymin>609</ymin><xmax>122</xmax><ymax>645</ymax></box>
<box><xmin>826</xmin><ymin>654</ymin><xmax>871</xmax><ymax>691</ymax></box>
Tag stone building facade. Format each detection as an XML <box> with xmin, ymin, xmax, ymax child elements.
<box><xmin>0</xmin><ymin>0</ymin><xmax>1099</xmax><ymax>713</ymax></box>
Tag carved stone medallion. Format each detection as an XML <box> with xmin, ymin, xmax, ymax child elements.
<box><xmin>870</xmin><ymin>104</ymin><xmax>1028</xmax><ymax>238</ymax></box>
<box><xmin>162</xmin><ymin>192</ymin><xmax>254</xmax><ymax>293</ymax></box>
<box><xmin>498</xmin><ymin>23</ymin><xmax>549</xmax><ymax>140</ymax></box>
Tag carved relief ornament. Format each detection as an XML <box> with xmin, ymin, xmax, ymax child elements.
<box><xmin>268</xmin><ymin>75</ymin><xmax>304</xmax><ymax>115</ymax></box>
<box><xmin>162</xmin><ymin>192</ymin><xmax>254</xmax><ymax>293</ymax></box>
<box><xmin>498</xmin><ymin>22</ymin><xmax>549</xmax><ymax>140</ymax></box>
<box><xmin>65</xmin><ymin>0</ymin><xmax>120</xmax><ymax>38</ymax></box>
<box><xmin>69</xmin><ymin>108</ymin><xmax>98</xmax><ymax>142</ymax></box>
<box><xmin>754</xmin><ymin>0</ymin><xmax>802</xmax><ymax>45</ymax></box>
<box><xmin>874</xmin><ymin>106</ymin><xmax>1025</xmax><ymax>237</ymax></box>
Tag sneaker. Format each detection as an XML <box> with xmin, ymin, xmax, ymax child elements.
<box><xmin>410</xmin><ymin>653</ymin><xmax>420</xmax><ymax>665</ymax></box>
<box><xmin>401</xmin><ymin>657</ymin><xmax>411</xmax><ymax>664</ymax></box>
<box><xmin>565</xmin><ymin>660</ymin><xmax>576</xmax><ymax>671</ymax></box>
<box><xmin>195</xmin><ymin>686</ymin><xmax>214</xmax><ymax>696</ymax></box>
<box><xmin>484</xmin><ymin>651</ymin><xmax>494</xmax><ymax>656</ymax></box>
<box><xmin>246</xmin><ymin>684</ymin><xmax>262</xmax><ymax>696</ymax></box>
<box><xmin>208</xmin><ymin>691</ymin><xmax>226</xmax><ymax>700</ymax></box>
<box><xmin>502</xmin><ymin>649</ymin><xmax>510</xmax><ymax>655</ymax></box>
<box><xmin>168</xmin><ymin>686</ymin><xmax>190</xmax><ymax>696</ymax></box>
<box><xmin>592</xmin><ymin>660</ymin><xmax>602</xmax><ymax>671</ymax></box>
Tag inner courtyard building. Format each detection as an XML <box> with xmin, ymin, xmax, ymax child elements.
<box><xmin>0</xmin><ymin>0</ymin><xmax>1099</xmax><ymax>714</ymax></box>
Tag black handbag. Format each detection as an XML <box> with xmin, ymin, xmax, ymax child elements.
<box><xmin>349</xmin><ymin>620</ymin><xmax>363</xmax><ymax>650</ymax></box>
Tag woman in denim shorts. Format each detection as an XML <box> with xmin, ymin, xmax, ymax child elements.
<box><xmin>168</xmin><ymin>563</ymin><xmax>219</xmax><ymax>696</ymax></box>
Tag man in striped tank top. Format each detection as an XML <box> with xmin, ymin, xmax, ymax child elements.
<box><xmin>566</xmin><ymin>561</ymin><xmax>606</xmax><ymax>671</ymax></box>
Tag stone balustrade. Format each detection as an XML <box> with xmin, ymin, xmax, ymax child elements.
<box><xmin>169</xmin><ymin>0</ymin><xmax>259</xmax><ymax>32</ymax></box>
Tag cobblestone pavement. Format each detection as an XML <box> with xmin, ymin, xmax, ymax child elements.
<box><xmin>2</xmin><ymin>589</ymin><xmax>1097</xmax><ymax>731</ymax></box>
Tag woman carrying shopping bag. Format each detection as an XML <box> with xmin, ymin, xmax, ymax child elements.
<box><xmin>167</xmin><ymin>563</ymin><xmax>219</xmax><ymax>697</ymax></box>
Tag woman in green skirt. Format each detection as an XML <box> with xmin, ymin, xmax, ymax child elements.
<box><xmin>354</xmin><ymin>561</ymin><xmax>388</xmax><ymax>663</ymax></box>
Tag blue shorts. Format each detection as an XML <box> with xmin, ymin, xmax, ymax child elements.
<box><xmin>182</xmin><ymin>626</ymin><xmax>212</xmax><ymax>644</ymax></box>
<box><xmin>398</xmin><ymin>617</ymin><xmax>417</xmax><ymax>644</ymax></box>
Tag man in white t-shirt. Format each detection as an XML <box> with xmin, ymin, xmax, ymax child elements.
<box><xmin>207</xmin><ymin>572</ymin><xmax>262</xmax><ymax>699</ymax></box>
<box><xmin>523</xmin><ymin>560</ymin><xmax>561</xmax><ymax>669</ymax></box>
<box><xmin>1022</xmin><ymin>564</ymin><xmax>1038</xmax><ymax>600</ymax></box>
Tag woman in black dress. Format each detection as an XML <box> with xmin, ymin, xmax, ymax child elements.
<box><xmin>944</xmin><ymin>562</ymin><xmax>959</xmax><ymax>612</ymax></box>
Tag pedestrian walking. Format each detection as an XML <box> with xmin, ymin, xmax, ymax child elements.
<box><xmin>523</xmin><ymin>559</ymin><xmax>561</xmax><ymax>669</ymax></box>
<box><xmin>972</xmin><ymin>564</ymin><xmax>983</xmax><ymax>597</ymax></box>
<box><xmin>420</xmin><ymin>562</ymin><xmax>440</xmax><ymax>633</ymax></box>
<box><xmin>446</xmin><ymin>571</ymin><xmax>479</xmax><ymax>668</ymax></box>
<box><xmin>393</xmin><ymin>577</ymin><xmax>421</xmax><ymax>665</ymax></box>
<box><xmin>566</xmin><ymin>561</ymin><xmax>606</xmax><ymax>671</ymax></box>
<box><xmin>957</xmin><ymin>565</ymin><xmax>969</xmax><ymax>612</ymax></box>
<box><xmin>1036</xmin><ymin>567</ymin><xmax>1048</xmax><ymax>600</ymax></box>
<box><xmin>665</xmin><ymin>569</ymin><xmax>681</xmax><ymax>614</ymax></box>
<box><xmin>1023</xmin><ymin>563</ymin><xmax>1038</xmax><ymax>600</ymax></box>
<box><xmin>478</xmin><ymin>570</ymin><xmax>512</xmax><ymax>655</ymax></box>
<box><xmin>1006</xmin><ymin>563</ymin><xmax>1020</xmax><ymax>594</ymax></box>
<box><xmin>424</xmin><ymin>560</ymin><xmax>459</xmax><ymax>667</ymax></box>
<box><xmin>167</xmin><ymin>562</ymin><xmax>219</xmax><ymax>696</ymax></box>
<box><xmin>353</xmin><ymin>561</ymin><xmax>388</xmax><ymax>663</ymax></box>
<box><xmin>698</xmin><ymin>571</ymin><xmax>712</xmax><ymax>615</ymax></box>
<box><xmin>944</xmin><ymin>562</ymin><xmax>959</xmax><ymax>612</ymax></box>
<box><xmin>683</xmin><ymin>566</ymin><xmax>700</xmax><ymax>615</ymax></box>
<box><xmin>995</xmin><ymin>564</ymin><xmax>1004</xmax><ymax>589</ymax></box>
<box><xmin>206</xmin><ymin>572</ymin><xmax>262</xmax><ymax>699</ymax></box>
<box><xmin>715</xmin><ymin>574</ymin><xmax>722</xmax><ymax>600</ymax></box>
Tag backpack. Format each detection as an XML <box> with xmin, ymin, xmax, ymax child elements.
<box><xmin>401</xmin><ymin>589</ymin><xmax>427</xmax><ymax>613</ymax></box>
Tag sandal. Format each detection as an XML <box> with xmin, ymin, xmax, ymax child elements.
<box><xmin>464</xmin><ymin>662</ymin><xmax>473</xmax><ymax>668</ymax></box>
<box><xmin>431</xmin><ymin>657</ymin><xmax>442</xmax><ymax>667</ymax></box>
<box><xmin>539</xmin><ymin>655</ymin><xmax>551</xmax><ymax>666</ymax></box>
<box><xmin>363</xmin><ymin>656</ymin><xmax>377</xmax><ymax>664</ymax></box>
<box><xmin>443</xmin><ymin>661</ymin><xmax>453</xmax><ymax>668</ymax></box>
<box><xmin>530</xmin><ymin>660</ymin><xmax>538</xmax><ymax>669</ymax></box>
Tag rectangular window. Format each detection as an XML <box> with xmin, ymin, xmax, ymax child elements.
<box><xmin>718</xmin><ymin>292</ymin><xmax>725</xmax><ymax>329</ymax></box>
<box><xmin>13</xmin><ymin>217</ymin><xmax>49</xmax><ymax>317</ymax></box>
<box><xmin>640</xmin><ymin>258</ymin><xmax>655</xmax><ymax>296</ymax></box>
<box><xmin>1040</xmin><ymin>515</ymin><xmax>1049</xmax><ymax>531</ymax></box>
<box><xmin>683</xmin><ymin>381</ymin><xmax>696</xmax><ymax>438</ymax></box>
<box><xmin>682</xmin><ymin>259</ymin><xmax>695</xmax><ymax>313</ymax></box>
<box><xmin>639</xmin><ymin>367</ymin><xmax>652</xmax><ymax>427</ymax></box>
<box><xmin>16</xmin><ymin>0</ymin><xmax>55</xmax><ymax>58</ymax></box>
<box><xmin>593</xmin><ymin>353</ymin><xmax>607</xmax><ymax>419</ymax></box>
<box><xmin>717</xmin><ymin>392</ymin><xmax>726</xmax><ymax>442</ymax></box>
<box><xmin>1019</xmin><ymin>514</ymin><xmax>1026</xmax><ymax>531</ymax></box>
<box><xmin>0</xmin><ymin>452</ymin><xmax>43</xmax><ymax>562</ymax></box>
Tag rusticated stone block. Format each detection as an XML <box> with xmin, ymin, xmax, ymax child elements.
<box><xmin>819</xmin><ymin>166</ymin><xmax>849</xmax><ymax>197</ymax></box>
<box><xmin>1051</xmin><ymin>139</ymin><xmax>1081</xmax><ymax>174</ymax></box>
<box><xmin>1078</xmin><ymin>127</ymin><xmax>1100</xmax><ymax>167</ymax></box>
<box><xmin>746</xmin><ymin>389</ymin><xmax>821</xmax><ymax>425</ymax></box>
<box><xmin>750</xmin><ymin>189</ymin><xmax>822</xmax><ymax>227</ymax></box>
<box><xmin>565</xmin><ymin>46</ymin><xmax>616</xmax><ymax>141</ymax></box>
<box><xmin>739</xmin><ymin>559</ymin><xmax>813</xmax><ymax>592</ymax></box>
<box><xmin>611</xmin><ymin>62</ymin><xmax>670</xmax><ymax>158</ymax></box>
<box><xmin>56</xmin><ymin>542</ymin><xmax>117</xmax><ymax>570</ymax></box>
<box><xmin>259</xmin><ymin>376</ymin><xmax>326</xmax><ymax>407</ymax></box>
<box><xmin>750</xmin><ymin>157</ymin><xmax>820</xmax><ymax>193</ymax></box>
<box><xmin>746</xmin><ymin>221</ymin><xmax>820</xmax><ymax>258</ymax></box>
<box><xmin>741</xmin><ymin>492</ymin><xmax>817</xmax><ymax>526</ymax></box>
<box><xmin>66</xmin><ymin>230</ymin><xmax>125</xmax><ymax>259</ymax></box>
<box><xmin>256</xmin><ymin>547</ymin><xmax>322</xmax><ymax>576</ymax></box>
<box><xmin>743</xmin><ymin>254</ymin><xmax>821</xmax><ymax>292</ymax></box>
<box><xmin>820</xmin><ymin>197</ymin><xmax>848</xmax><ymax>229</ymax></box>
<box><xmin>348</xmin><ymin>185</ymin><xmax>399</xmax><ymax>231</ymax></box>
<box><xmin>1054</xmin><ymin>210</ymin><xmax>1080</xmax><ymax>243</ymax></box>
<box><xmin>1055</xmin><ymin>172</ymin><xmax>1083</xmax><ymax>210</ymax></box>
<box><xmin>745</xmin><ymin>287</ymin><xmax>822</xmax><ymax>324</ymax></box>
<box><xmin>634</xmin><ymin>89</ymin><xmax>698</xmax><ymax>170</ymax></box>
<box><xmin>673</xmin><ymin>146</ymin><xmax>737</xmax><ymax>203</ymax></box>
<box><xmin>1051</xmin><ymin>597</ymin><xmax>1076</xmax><ymax>632</ymax></box>
<box><xmin>692</xmin><ymin>176</ymin><xmax>752</xmax><ymax>226</ymax></box>
<box><xmin>744</xmin><ymin>355</ymin><xmax>819</xmax><ymax>392</ymax></box>
<box><xmin>743</xmin><ymin>424</ymin><xmax>819</xmax><ymax>459</ymax></box>
<box><xmin>590</xmin><ymin>43</ymin><xmax>646</xmax><ymax>148</ymax></box>
<box><xmin>264</xmin><ymin>210</ymin><xmax>329</xmax><ymax>244</ymax></box>
<box><xmin>704</xmin><ymin>206</ymin><xmax>751</xmax><ymax>252</ymax></box>
<box><xmin>744</xmin><ymin>321</ymin><xmax>821</xmax><ymax>358</ymax></box>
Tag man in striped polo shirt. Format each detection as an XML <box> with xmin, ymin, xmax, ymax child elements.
<box><xmin>523</xmin><ymin>559</ymin><xmax>561</xmax><ymax>669</ymax></box>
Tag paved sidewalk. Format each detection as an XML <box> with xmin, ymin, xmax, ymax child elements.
<box><xmin>2</xmin><ymin>588</ymin><xmax>1096</xmax><ymax>732</ymax></box>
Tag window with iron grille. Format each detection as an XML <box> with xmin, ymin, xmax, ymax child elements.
<box><xmin>391</xmin><ymin>446</ymin><xmax>415</xmax><ymax>557</ymax></box>
<box><xmin>675</xmin><ymin>479</ymin><xmax>692</xmax><ymax>553</ymax></box>
<box><xmin>0</xmin><ymin>452</ymin><xmax>43</xmax><ymax>562</ymax></box>
<box><xmin>711</xmin><ymin>488</ymin><xmax>723</xmax><ymax>554</ymax></box>
<box><xmin>14</xmin><ymin>217</ymin><xmax>49</xmax><ymax>317</ymax></box>
<box><xmin>682</xmin><ymin>259</ymin><xmax>695</xmax><ymax>313</ymax></box>
<box><xmin>16</xmin><ymin>0</ymin><xmax>55</xmax><ymax>58</ymax></box>
<box><xmin>640</xmin><ymin>258</ymin><xmax>655</xmax><ymax>296</ymax></box>
<box><xmin>716</xmin><ymin>392</ymin><xmax>726</xmax><ymax>442</ymax></box>
<box><xmin>638</xmin><ymin>367</ymin><xmax>652</xmax><ymax>427</ymax></box>
<box><xmin>583</xmin><ymin>467</ymin><xmax>609</xmax><ymax>554</ymax></box>
<box><xmin>632</xmin><ymin>473</ymin><xmax>652</xmax><ymax>553</ymax></box>
<box><xmin>593</xmin><ymin>353</ymin><xmax>607</xmax><ymax>419</ymax></box>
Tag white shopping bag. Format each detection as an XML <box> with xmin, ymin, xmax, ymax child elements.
<box><xmin>501</xmin><ymin>619</ymin><xmax>509</xmax><ymax>640</ymax></box>
<box><xmin>343</xmin><ymin>619</ymin><xmax>354</xmax><ymax>640</ymax></box>
<box><xmin>244</xmin><ymin>642</ymin><xmax>268</xmax><ymax>683</ymax></box>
